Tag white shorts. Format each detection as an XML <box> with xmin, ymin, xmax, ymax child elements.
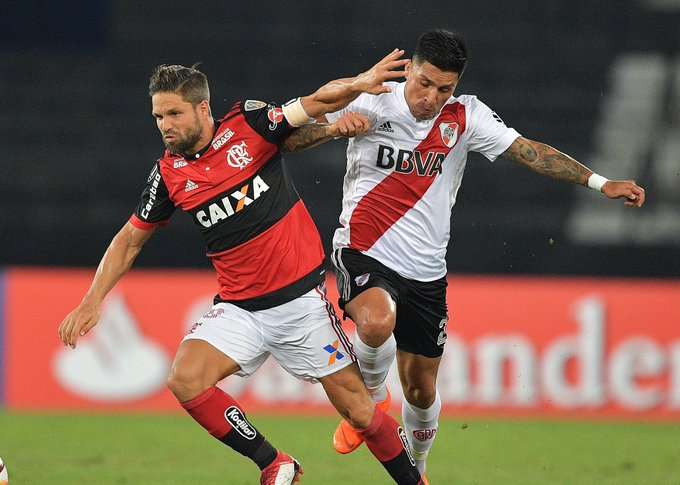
<box><xmin>183</xmin><ymin>284</ymin><xmax>356</xmax><ymax>382</ymax></box>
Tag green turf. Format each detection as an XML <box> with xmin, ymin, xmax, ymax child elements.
<box><xmin>1</xmin><ymin>412</ymin><xmax>679</xmax><ymax>484</ymax></box>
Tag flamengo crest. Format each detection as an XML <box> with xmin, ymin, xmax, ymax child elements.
<box><xmin>439</xmin><ymin>122</ymin><xmax>459</xmax><ymax>148</ymax></box>
<box><xmin>226</xmin><ymin>141</ymin><xmax>253</xmax><ymax>170</ymax></box>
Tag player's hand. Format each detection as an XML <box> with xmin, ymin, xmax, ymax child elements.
<box><xmin>602</xmin><ymin>180</ymin><xmax>646</xmax><ymax>207</ymax></box>
<box><xmin>58</xmin><ymin>300</ymin><xmax>102</xmax><ymax>348</ymax></box>
<box><xmin>329</xmin><ymin>112</ymin><xmax>371</xmax><ymax>138</ymax></box>
<box><xmin>352</xmin><ymin>49</ymin><xmax>408</xmax><ymax>95</ymax></box>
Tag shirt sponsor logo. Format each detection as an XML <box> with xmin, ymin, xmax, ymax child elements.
<box><xmin>376</xmin><ymin>144</ymin><xmax>445</xmax><ymax>177</ymax></box>
<box><xmin>195</xmin><ymin>175</ymin><xmax>270</xmax><ymax>228</ymax></box>
<box><xmin>173</xmin><ymin>158</ymin><xmax>188</xmax><ymax>168</ymax></box>
<box><xmin>140</xmin><ymin>169</ymin><xmax>162</xmax><ymax>219</ymax></box>
<box><xmin>226</xmin><ymin>141</ymin><xmax>253</xmax><ymax>170</ymax></box>
<box><xmin>267</xmin><ymin>106</ymin><xmax>284</xmax><ymax>131</ymax></box>
<box><xmin>439</xmin><ymin>122</ymin><xmax>459</xmax><ymax>148</ymax></box>
<box><xmin>224</xmin><ymin>406</ymin><xmax>257</xmax><ymax>440</ymax></box>
<box><xmin>211</xmin><ymin>128</ymin><xmax>235</xmax><ymax>151</ymax></box>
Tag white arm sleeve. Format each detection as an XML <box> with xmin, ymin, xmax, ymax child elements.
<box><xmin>466</xmin><ymin>96</ymin><xmax>521</xmax><ymax>162</ymax></box>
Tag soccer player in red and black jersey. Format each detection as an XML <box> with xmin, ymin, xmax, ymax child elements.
<box><xmin>58</xmin><ymin>51</ymin><xmax>426</xmax><ymax>485</ymax></box>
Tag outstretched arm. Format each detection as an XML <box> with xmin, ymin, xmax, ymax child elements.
<box><xmin>57</xmin><ymin>222</ymin><xmax>155</xmax><ymax>348</ymax></box>
<box><xmin>285</xmin><ymin>49</ymin><xmax>406</xmax><ymax>124</ymax></box>
<box><xmin>282</xmin><ymin>112</ymin><xmax>371</xmax><ymax>153</ymax></box>
<box><xmin>502</xmin><ymin>136</ymin><xmax>646</xmax><ymax>207</ymax></box>
<box><xmin>281</xmin><ymin>123</ymin><xmax>335</xmax><ymax>153</ymax></box>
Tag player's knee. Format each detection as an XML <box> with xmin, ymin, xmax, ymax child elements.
<box><xmin>358</xmin><ymin>310</ymin><xmax>395</xmax><ymax>347</ymax></box>
<box><xmin>166</xmin><ymin>360</ymin><xmax>207</xmax><ymax>400</ymax></box>
<box><xmin>403</xmin><ymin>383</ymin><xmax>436</xmax><ymax>409</ymax></box>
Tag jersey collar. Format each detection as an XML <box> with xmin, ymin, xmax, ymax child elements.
<box><xmin>397</xmin><ymin>82</ymin><xmax>456</xmax><ymax>125</ymax></box>
<box><xmin>182</xmin><ymin>119</ymin><xmax>221</xmax><ymax>161</ymax></box>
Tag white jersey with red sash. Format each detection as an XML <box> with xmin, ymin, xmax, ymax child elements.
<box><xmin>326</xmin><ymin>81</ymin><xmax>521</xmax><ymax>281</ymax></box>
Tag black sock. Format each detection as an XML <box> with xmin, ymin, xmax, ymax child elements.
<box><xmin>382</xmin><ymin>451</ymin><xmax>422</xmax><ymax>484</ymax></box>
<box><xmin>221</xmin><ymin>431</ymin><xmax>278</xmax><ymax>470</ymax></box>
<box><xmin>181</xmin><ymin>388</ymin><xmax>278</xmax><ymax>471</ymax></box>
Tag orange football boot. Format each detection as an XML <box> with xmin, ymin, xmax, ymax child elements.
<box><xmin>333</xmin><ymin>389</ymin><xmax>392</xmax><ymax>454</ymax></box>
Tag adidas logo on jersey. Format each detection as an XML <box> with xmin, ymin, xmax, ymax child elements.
<box><xmin>377</xmin><ymin>121</ymin><xmax>394</xmax><ymax>133</ymax></box>
<box><xmin>185</xmin><ymin>180</ymin><xmax>199</xmax><ymax>192</ymax></box>
<box><xmin>173</xmin><ymin>158</ymin><xmax>188</xmax><ymax>168</ymax></box>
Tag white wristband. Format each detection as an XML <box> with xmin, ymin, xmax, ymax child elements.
<box><xmin>587</xmin><ymin>173</ymin><xmax>609</xmax><ymax>192</ymax></box>
<box><xmin>282</xmin><ymin>98</ymin><xmax>315</xmax><ymax>127</ymax></box>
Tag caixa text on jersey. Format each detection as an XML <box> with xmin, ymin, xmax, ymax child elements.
<box><xmin>194</xmin><ymin>175</ymin><xmax>270</xmax><ymax>228</ymax></box>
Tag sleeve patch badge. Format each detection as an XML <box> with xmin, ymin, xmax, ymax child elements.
<box><xmin>244</xmin><ymin>100</ymin><xmax>267</xmax><ymax>111</ymax></box>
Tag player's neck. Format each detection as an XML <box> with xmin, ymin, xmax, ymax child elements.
<box><xmin>185</xmin><ymin>118</ymin><xmax>216</xmax><ymax>157</ymax></box>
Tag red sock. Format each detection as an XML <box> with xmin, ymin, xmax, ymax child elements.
<box><xmin>359</xmin><ymin>407</ymin><xmax>422</xmax><ymax>484</ymax></box>
<box><xmin>181</xmin><ymin>387</ymin><xmax>277</xmax><ymax>470</ymax></box>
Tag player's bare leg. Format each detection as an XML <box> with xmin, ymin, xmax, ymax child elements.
<box><xmin>348</xmin><ymin>287</ymin><xmax>397</xmax><ymax>350</ymax></box>
<box><xmin>397</xmin><ymin>350</ymin><xmax>442</xmax><ymax>479</ymax></box>
<box><xmin>321</xmin><ymin>363</ymin><xmax>423</xmax><ymax>484</ymax></box>
<box><xmin>333</xmin><ymin>287</ymin><xmax>397</xmax><ymax>453</ymax></box>
<box><xmin>167</xmin><ymin>340</ymin><xmax>303</xmax><ymax>484</ymax></box>
<box><xmin>167</xmin><ymin>339</ymin><xmax>240</xmax><ymax>401</ymax></box>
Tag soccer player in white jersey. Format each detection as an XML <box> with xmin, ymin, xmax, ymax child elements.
<box><xmin>322</xmin><ymin>29</ymin><xmax>646</xmax><ymax>480</ymax></box>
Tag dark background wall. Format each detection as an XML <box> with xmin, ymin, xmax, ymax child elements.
<box><xmin>1</xmin><ymin>0</ymin><xmax>678</xmax><ymax>277</ymax></box>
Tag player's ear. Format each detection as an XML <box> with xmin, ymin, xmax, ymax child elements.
<box><xmin>198</xmin><ymin>99</ymin><xmax>210</xmax><ymax>116</ymax></box>
<box><xmin>404</xmin><ymin>60</ymin><xmax>413</xmax><ymax>78</ymax></box>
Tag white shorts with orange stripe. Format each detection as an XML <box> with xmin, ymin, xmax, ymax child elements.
<box><xmin>183</xmin><ymin>284</ymin><xmax>356</xmax><ymax>382</ymax></box>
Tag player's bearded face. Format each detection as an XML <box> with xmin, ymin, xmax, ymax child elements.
<box><xmin>152</xmin><ymin>93</ymin><xmax>205</xmax><ymax>155</ymax></box>
<box><xmin>404</xmin><ymin>61</ymin><xmax>459</xmax><ymax>121</ymax></box>
<box><xmin>162</xmin><ymin>110</ymin><xmax>202</xmax><ymax>154</ymax></box>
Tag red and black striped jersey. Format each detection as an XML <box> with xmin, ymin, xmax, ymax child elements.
<box><xmin>130</xmin><ymin>100</ymin><xmax>325</xmax><ymax>310</ymax></box>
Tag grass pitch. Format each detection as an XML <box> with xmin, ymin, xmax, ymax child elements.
<box><xmin>1</xmin><ymin>412</ymin><xmax>678</xmax><ymax>484</ymax></box>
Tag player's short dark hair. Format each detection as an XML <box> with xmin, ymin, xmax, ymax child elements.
<box><xmin>148</xmin><ymin>63</ymin><xmax>210</xmax><ymax>105</ymax></box>
<box><xmin>413</xmin><ymin>29</ymin><xmax>468</xmax><ymax>75</ymax></box>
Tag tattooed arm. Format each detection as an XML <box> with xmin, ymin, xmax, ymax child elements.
<box><xmin>281</xmin><ymin>123</ymin><xmax>335</xmax><ymax>153</ymax></box>
<box><xmin>502</xmin><ymin>137</ymin><xmax>646</xmax><ymax>207</ymax></box>
<box><xmin>502</xmin><ymin>136</ymin><xmax>592</xmax><ymax>185</ymax></box>
<box><xmin>282</xmin><ymin>112</ymin><xmax>371</xmax><ymax>153</ymax></box>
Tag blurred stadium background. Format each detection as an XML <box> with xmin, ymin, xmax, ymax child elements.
<box><xmin>1</xmin><ymin>0</ymin><xmax>679</xmax><ymax>483</ymax></box>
